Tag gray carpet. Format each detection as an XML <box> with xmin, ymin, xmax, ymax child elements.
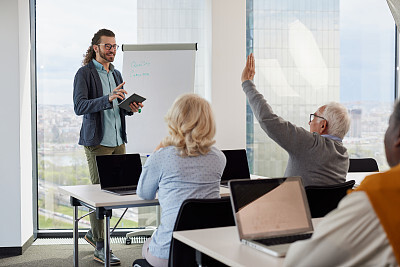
<box><xmin>0</xmin><ymin>241</ymin><xmax>143</xmax><ymax>267</ymax></box>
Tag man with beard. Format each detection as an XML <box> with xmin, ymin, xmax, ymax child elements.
<box><xmin>73</xmin><ymin>28</ymin><xmax>143</xmax><ymax>265</ymax></box>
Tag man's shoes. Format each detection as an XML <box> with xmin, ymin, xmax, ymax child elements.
<box><xmin>94</xmin><ymin>248</ymin><xmax>121</xmax><ymax>265</ymax></box>
<box><xmin>84</xmin><ymin>229</ymin><xmax>96</xmax><ymax>248</ymax></box>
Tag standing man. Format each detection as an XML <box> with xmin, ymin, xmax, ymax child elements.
<box><xmin>241</xmin><ymin>53</ymin><xmax>350</xmax><ymax>186</ymax></box>
<box><xmin>73</xmin><ymin>28</ymin><xmax>143</xmax><ymax>265</ymax></box>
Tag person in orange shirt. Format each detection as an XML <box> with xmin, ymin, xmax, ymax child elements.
<box><xmin>284</xmin><ymin>101</ymin><xmax>400</xmax><ymax>266</ymax></box>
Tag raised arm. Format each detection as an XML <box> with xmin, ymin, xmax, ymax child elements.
<box><xmin>241</xmin><ymin>55</ymin><xmax>315</xmax><ymax>154</ymax></box>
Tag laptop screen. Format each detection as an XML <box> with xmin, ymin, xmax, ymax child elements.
<box><xmin>221</xmin><ymin>149</ymin><xmax>250</xmax><ymax>182</ymax></box>
<box><xmin>96</xmin><ymin>154</ymin><xmax>142</xmax><ymax>189</ymax></box>
<box><xmin>229</xmin><ymin>177</ymin><xmax>313</xmax><ymax>240</ymax></box>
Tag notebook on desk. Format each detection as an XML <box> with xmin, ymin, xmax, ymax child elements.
<box><xmin>228</xmin><ymin>177</ymin><xmax>313</xmax><ymax>257</ymax></box>
<box><xmin>96</xmin><ymin>153</ymin><xmax>142</xmax><ymax>196</ymax></box>
<box><xmin>220</xmin><ymin>149</ymin><xmax>251</xmax><ymax>187</ymax></box>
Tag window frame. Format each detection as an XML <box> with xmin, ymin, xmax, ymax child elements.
<box><xmin>30</xmin><ymin>0</ymin><xmax>400</xmax><ymax>235</ymax></box>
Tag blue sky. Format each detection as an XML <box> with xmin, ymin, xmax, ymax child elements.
<box><xmin>340</xmin><ymin>0</ymin><xmax>395</xmax><ymax>103</ymax></box>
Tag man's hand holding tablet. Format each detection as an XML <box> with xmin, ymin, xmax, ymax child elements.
<box><xmin>118</xmin><ymin>93</ymin><xmax>146</xmax><ymax>113</ymax></box>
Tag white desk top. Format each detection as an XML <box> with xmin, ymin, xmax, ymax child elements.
<box><xmin>173</xmin><ymin>218</ymin><xmax>323</xmax><ymax>267</ymax></box>
<box><xmin>346</xmin><ymin>172</ymin><xmax>377</xmax><ymax>185</ymax></box>
<box><xmin>250</xmin><ymin>172</ymin><xmax>378</xmax><ymax>186</ymax></box>
<box><xmin>174</xmin><ymin>226</ymin><xmax>284</xmax><ymax>267</ymax></box>
<box><xmin>59</xmin><ymin>184</ymin><xmax>156</xmax><ymax>208</ymax></box>
<box><xmin>250</xmin><ymin>174</ymin><xmax>268</xmax><ymax>179</ymax></box>
<box><xmin>59</xmin><ymin>184</ymin><xmax>231</xmax><ymax>208</ymax></box>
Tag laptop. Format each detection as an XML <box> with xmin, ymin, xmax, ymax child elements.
<box><xmin>228</xmin><ymin>177</ymin><xmax>313</xmax><ymax>257</ymax></box>
<box><xmin>220</xmin><ymin>149</ymin><xmax>251</xmax><ymax>187</ymax></box>
<box><xmin>96</xmin><ymin>153</ymin><xmax>142</xmax><ymax>196</ymax></box>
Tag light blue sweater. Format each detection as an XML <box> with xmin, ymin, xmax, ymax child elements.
<box><xmin>137</xmin><ymin>145</ymin><xmax>226</xmax><ymax>259</ymax></box>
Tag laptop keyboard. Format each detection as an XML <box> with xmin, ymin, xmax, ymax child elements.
<box><xmin>116</xmin><ymin>187</ymin><xmax>136</xmax><ymax>191</ymax></box>
<box><xmin>254</xmin><ymin>233</ymin><xmax>312</xmax><ymax>246</ymax></box>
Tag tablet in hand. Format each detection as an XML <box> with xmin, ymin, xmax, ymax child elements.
<box><xmin>118</xmin><ymin>93</ymin><xmax>146</xmax><ymax>112</ymax></box>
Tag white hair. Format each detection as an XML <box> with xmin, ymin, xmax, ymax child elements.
<box><xmin>321</xmin><ymin>102</ymin><xmax>351</xmax><ymax>139</ymax></box>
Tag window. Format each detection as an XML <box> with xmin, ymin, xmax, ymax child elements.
<box><xmin>36</xmin><ymin>0</ymin><xmax>210</xmax><ymax>230</ymax></box>
<box><xmin>246</xmin><ymin>0</ymin><xmax>395</xmax><ymax>176</ymax></box>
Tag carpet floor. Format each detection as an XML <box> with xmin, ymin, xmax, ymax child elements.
<box><xmin>0</xmin><ymin>241</ymin><xmax>143</xmax><ymax>267</ymax></box>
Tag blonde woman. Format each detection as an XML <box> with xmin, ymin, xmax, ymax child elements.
<box><xmin>136</xmin><ymin>94</ymin><xmax>226</xmax><ymax>267</ymax></box>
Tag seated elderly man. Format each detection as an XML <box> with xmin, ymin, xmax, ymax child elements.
<box><xmin>241</xmin><ymin>53</ymin><xmax>350</xmax><ymax>186</ymax></box>
<box><xmin>284</xmin><ymin>101</ymin><xmax>400</xmax><ymax>266</ymax></box>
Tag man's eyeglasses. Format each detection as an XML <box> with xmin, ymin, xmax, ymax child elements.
<box><xmin>309</xmin><ymin>114</ymin><xmax>327</xmax><ymax>123</ymax></box>
<box><xmin>97</xmin><ymin>43</ymin><xmax>119</xmax><ymax>50</ymax></box>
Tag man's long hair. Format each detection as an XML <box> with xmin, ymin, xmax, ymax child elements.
<box><xmin>82</xmin><ymin>29</ymin><xmax>115</xmax><ymax>66</ymax></box>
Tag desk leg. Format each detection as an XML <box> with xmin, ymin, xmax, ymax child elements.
<box><xmin>104</xmin><ymin>213</ymin><xmax>111</xmax><ymax>267</ymax></box>
<box><xmin>73</xmin><ymin>205</ymin><xmax>79</xmax><ymax>267</ymax></box>
<box><xmin>195</xmin><ymin>250</ymin><xmax>203</xmax><ymax>267</ymax></box>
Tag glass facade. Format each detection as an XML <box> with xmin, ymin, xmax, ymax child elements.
<box><xmin>137</xmin><ymin>0</ymin><xmax>210</xmax><ymax>97</ymax></box>
<box><xmin>340</xmin><ymin>0</ymin><xmax>395</xmax><ymax>169</ymax></box>
<box><xmin>246</xmin><ymin>0</ymin><xmax>395</xmax><ymax>177</ymax></box>
<box><xmin>35</xmin><ymin>0</ymin><xmax>396</xmax><ymax>231</ymax></box>
<box><xmin>36</xmin><ymin>0</ymin><xmax>209</xmax><ymax>230</ymax></box>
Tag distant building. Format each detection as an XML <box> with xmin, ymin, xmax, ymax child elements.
<box><xmin>350</xmin><ymin>108</ymin><xmax>362</xmax><ymax>138</ymax></box>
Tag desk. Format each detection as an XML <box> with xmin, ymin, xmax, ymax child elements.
<box><xmin>173</xmin><ymin>218</ymin><xmax>322</xmax><ymax>267</ymax></box>
<box><xmin>59</xmin><ymin>184</ymin><xmax>230</xmax><ymax>267</ymax></box>
<box><xmin>346</xmin><ymin>172</ymin><xmax>377</xmax><ymax>186</ymax></box>
<box><xmin>250</xmin><ymin>174</ymin><xmax>268</xmax><ymax>179</ymax></box>
<box><xmin>174</xmin><ymin>226</ymin><xmax>283</xmax><ymax>266</ymax></box>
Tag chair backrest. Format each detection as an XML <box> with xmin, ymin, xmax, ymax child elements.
<box><xmin>220</xmin><ymin>149</ymin><xmax>251</xmax><ymax>182</ymax></box>
<box><xmin>132</xmin><ymin>259</ymin><xmax>153</xmax><ymax>267</ymax></box>
<box><xmin>168</xmin><ymin>197</ymin><xmax>235</xmax><ymax>267</ymax></box>
<box><xmin>348</xmin><ymin>158</ymin><xmax>379</xmax><ymax>172</ymax></box>
<box><xmin>305</xmin><ymin>180</ymin><xmax>355</xmax><ymax>218</ymax></box>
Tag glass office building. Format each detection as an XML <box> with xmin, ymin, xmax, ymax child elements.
<box><xmin>246</xmin><ymin>0</ymin><xmax>394</xmax><ymax>177</ymax></box>
<box><xmin>137</xmin><ymin>0</ymin><xmax>210</xmax><ymax>97</ymax></box>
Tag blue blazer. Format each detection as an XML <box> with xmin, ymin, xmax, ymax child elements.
<box><xmin>73</xmin><ymin>61</ymin><xmax>132</xmax><ymax>146</ymax></box>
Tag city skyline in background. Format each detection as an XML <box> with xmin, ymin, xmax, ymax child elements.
<box><xmin>36</xmin><ymin>0</ymin><xmax>395</xmax><ymax>106</ymax></box>
<box><xmin>36</xmin><ymin>0</ymin><xmax>210</xmax><ymax>230</ymax></box>
<box><xmin>36</xmin><ymin>0</ymin><xmax>396</xmax><ymax>230</ymax></box>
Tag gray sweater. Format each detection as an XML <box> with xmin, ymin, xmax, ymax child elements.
<box><xmin>243</xmin><ymin>80</ymin><xmax>349</xmax><ymax>187</ymax></box>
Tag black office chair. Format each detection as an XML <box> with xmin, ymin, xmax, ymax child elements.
<box><xmin>348</xmin><ymin>158</ymin><xmax>379</xmax><ymax>172</ymax></box>
<box><xmin>132</xmin><ymin>258</ymin><xmax>152</xmax><ymax>267</ymax></box>
<box><xmin>305</xmin><ymin>180</ymin><xmax>355</xmax><ymax>218</ymax></box>
<box><xmin>168</xmin><ymin>197</ymin><xmax>235</xmax><ymax>267</ymax></box>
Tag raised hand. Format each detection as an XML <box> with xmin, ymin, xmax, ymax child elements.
<box><xmin>241</xmin><ymin>53</ymin><xmax>255</xmax><ymax>83</ymax></box>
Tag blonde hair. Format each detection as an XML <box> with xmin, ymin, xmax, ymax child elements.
<box><xmin>162</xmin><ymin>94</ymin><xmax>216</xmax><ymax>157</ymax></box>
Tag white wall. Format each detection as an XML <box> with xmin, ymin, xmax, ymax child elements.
<box><xmin>0</xmin><ymin>0</ymin><xmax>33</xmax><ymax>248</ymax></box>
<box><xmin>18</xmin><ymin>0</ymin><xmax>33</xmax><ymax>245</ymax></box>
<box><xmin>211</xmin><ymin>0</ymin><xmax>246</xmax><ymax>149</ymax></box>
